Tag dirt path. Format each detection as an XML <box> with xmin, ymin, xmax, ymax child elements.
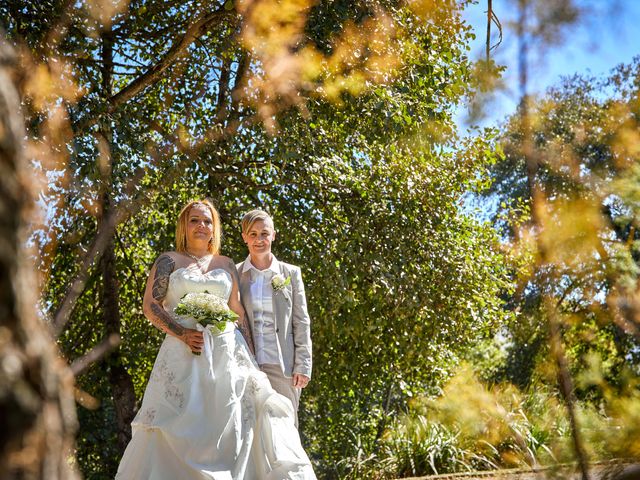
<box><xmin>400</xmin><ymin>463</ymin><xmax>640</xmax><ymax>480</ymax></box>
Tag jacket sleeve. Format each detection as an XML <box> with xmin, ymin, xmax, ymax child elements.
<box><xmin>291</xmin><ymin>266</ymin><xmax>312</xmax><ymax>378</ymax></box>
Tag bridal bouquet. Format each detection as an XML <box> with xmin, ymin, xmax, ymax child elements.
<box><xmin>174</xmin><ymin>292</ymin><xmax>238</xmax><ymax>353</ymax></box>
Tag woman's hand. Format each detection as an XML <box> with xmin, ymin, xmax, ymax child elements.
<box><xmin>180</xmin><ymin>328</ymin><xmax>204</xmax><ymax>354</ymax></box>
<box><xmin>292</xmin><ymin>373</ymin><xmax>310</xmax><ymax>389</ymax></box>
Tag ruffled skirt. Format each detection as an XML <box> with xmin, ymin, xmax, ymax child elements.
<box><xmin>115</xmin><ymin>324</ymin><xmax>315</xmax><ymax>480</ymax></box>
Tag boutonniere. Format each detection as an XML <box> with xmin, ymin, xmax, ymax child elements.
<box><xmin>271</xmin><ymin>274</ymin><xmax>291</xmax><ymax>292</ymax></box>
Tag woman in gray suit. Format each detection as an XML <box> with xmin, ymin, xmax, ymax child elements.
<box><xmin>237</xmin><ymin>209</ymin><xmax>312</xmax><ymax>427</ymax></box>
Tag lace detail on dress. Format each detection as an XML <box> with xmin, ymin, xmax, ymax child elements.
<box><xmin>152</xmin><ymin>356</ymin><xmax>185</xmax><ymax>409</ymax></box>
<box><xmin>236</xmin><ymin>349</ymin><xmax>256</xmax><ymax>370</ymax></box>
<box><xmin>241</xmin><ymin>375</ymin><xmax>258</xmax><ymax>429</ymax></box>
<box><xmin>140</xmin><ymin>407</ymin><xmax>157</xmax><ymax>425</ymax></box>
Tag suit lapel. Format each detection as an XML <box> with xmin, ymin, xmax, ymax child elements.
<box><xmin>272</xmin><ymin>262</ymin><xmax>290</xmax><ymax>329</ymax></box>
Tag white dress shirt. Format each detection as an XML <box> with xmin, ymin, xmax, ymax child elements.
<box><xmin>242</xmin><ymin>256</ymin><xmax>280</xmax><ymax>366</ymax></box>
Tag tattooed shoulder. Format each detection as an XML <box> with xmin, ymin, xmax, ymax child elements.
<box><xmin>226</xmin><ymin>257</ymin><xmax>240</xmax><ymax>284</ymax></box>
<box><xmin>152</xmin><ymin>254</ymin><xmax>175</xmax><ymax>301</ymax></box>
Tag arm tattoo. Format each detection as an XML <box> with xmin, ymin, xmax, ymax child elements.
<box><xmin>148</xmin><ymin>254</ymin><xmax>184</xmax><ymax>337</ymax></box>
<box><xmin>227</xmin><ymin>258</ymin><xmax>241</xmax><ymax>286</ymax></box>
<box><xmin>150</xmin><ymin>303</ymin><xmax>185</xmax><ymax>337</ymax></box>
<box><xmin>152</xmin><ymin>254</ymin><xmax>175</xmax><ymax>301</ymax></box>
<box><xmin>238</xmin><ymin>317</ymin><xmax>255</xmax><ymax>355</ymax></box>
<box><xmin>227</xmin><ymin>258</ymin><xmax>255</xmax><ymax>354</ymax></box>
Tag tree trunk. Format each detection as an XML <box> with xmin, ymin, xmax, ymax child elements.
<box><xmin>101</xmin><ymin>239</ymin><xmax>137</xmax><ymax>453</ymax></box>
<box><xmin>0</xmin><ymin>32</ymin><xmax>78</xmax><ymax>480</ymax></box>
<box><xmin>99</xmin><ymin>29</ymin><xmax>137</xmax><ymax>455</ymax></box>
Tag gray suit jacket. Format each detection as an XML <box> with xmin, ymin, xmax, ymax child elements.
<box><xmin>237</xmin><ymin>258</ymin><xmax>312</xmax><ymax>378</ymax></box>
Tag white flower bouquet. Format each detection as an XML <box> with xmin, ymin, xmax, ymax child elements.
<box><xmin>174</xmin><ymin>292</ymin><xmax>238</xmax><ymax>353</ymax></box>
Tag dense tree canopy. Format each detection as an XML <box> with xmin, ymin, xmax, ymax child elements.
<box><xmin>0</xmin><ymin>0</ymin><xmax>516</xmax><ymax>478</ymax></box>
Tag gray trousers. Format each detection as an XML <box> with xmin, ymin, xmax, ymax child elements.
<box><xmin>260</xmin><ymin>363</ymin><xmax>302</xmax><ymax>428</ymax></box>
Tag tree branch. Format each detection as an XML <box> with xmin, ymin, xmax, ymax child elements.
<box><xmin>53</xmin><ymin>111</ymin><xmax>258</xmax><ymax>337</ymax></box>
<box><xmin>215</xmin><ymin>56</ymin><xmax>232</xmax><ymax>120</ymax></box>
<box><xmin>70</xmin><ymin>333</ymin><xmax>121</xmax><ymax>377</ymax></box>
<box><xmin>52</xmin><ymin>207</ymin><xmax>124</xmax><ymax>335</ymax></box>
<box><xmin>74</xmin><ymin>8</ymin><xmax>235</xmax><ymax>134</ymax></box>
<box><xmin>228</xmin><ymin>51</ymin><xmax>250</xmax><ymax>122</ymax></box>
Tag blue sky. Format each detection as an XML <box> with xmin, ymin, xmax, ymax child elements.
<box><xmin>460</xmin><ymin>0</ymin><xmax>640</xmax><ymax>125</ymax></box>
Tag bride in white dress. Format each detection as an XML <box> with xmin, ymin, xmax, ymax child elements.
<box><xmin>116</xmin><ymin>200</ymin><xmax>316</xmax><ymax>480</ymax></box>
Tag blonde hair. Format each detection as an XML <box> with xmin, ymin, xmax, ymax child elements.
<box><xmin>175</xmin><ymin>200</ymin><xmax>221</xmax><ymax>254</ymax></box>
<box><xmin>241</xmin><ymin>209</ymin><xmax>274</xmax><ymax>234</ymax></box>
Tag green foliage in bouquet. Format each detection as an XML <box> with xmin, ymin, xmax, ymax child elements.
<box><xmin>174</xmin><ymin>292</ymin><xmax>238</xmax><ymax>334</ymax></box>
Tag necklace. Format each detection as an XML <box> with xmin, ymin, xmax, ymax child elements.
<box><xmin>185</xmin><ymin>251</ymin><xmax>211</xmax><ymax>273</ymax></box>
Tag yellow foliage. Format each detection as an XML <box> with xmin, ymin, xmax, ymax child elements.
<box><xmin>86</xmin><ymin>0</ymin><xmax>130</xmax><ymax>28</ymax></box>
<box><xmin>535</xmin><ymin>196</ymin><xmax>605</xmax><ymax>268</ymax></box>
<box><xmin>424</xmin><ymin>364</ymin><xmax>544</xmax><ymax>465</ymax></box>
<box><xmin>21</xmin><ymin>55</ymin><xmax>83</xmax><ymax>111</ymax></box>
<box><xmin>236</xmin><ymin>0</ymin><xmax>459</xmax><ymax>124</ymax></box>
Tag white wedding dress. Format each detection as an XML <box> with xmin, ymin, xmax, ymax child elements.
<box><xmin>116</xmin><ymin>267</ymin><xmax>316</xmax><ymax>480</ymax></box>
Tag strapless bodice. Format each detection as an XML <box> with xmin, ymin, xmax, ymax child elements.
<box><xmin>164</xmin><ymin>267</ymin><xmax>233</xmax><ymax>326</ymax></box>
